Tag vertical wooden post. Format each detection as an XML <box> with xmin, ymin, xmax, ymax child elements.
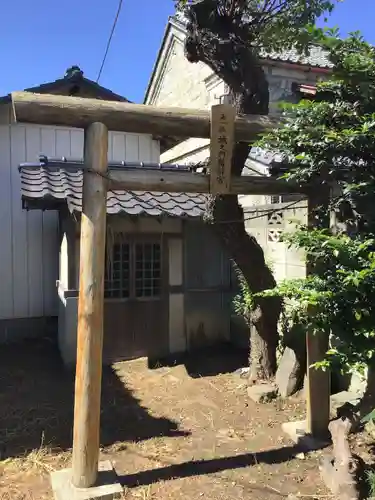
<box><xmin>306</xmin><ymin>189</ymin><xmax>331</xmax><ymax>437</ymax></box>
<box><xmin>72</xmin><ymin>122</ymin><xmax>108</xmax><ymax>488</ymax></box>
<box><xmin>306</xmin><ymin>321</ymin><xmax>330</xmax><ymax>436</ymax></box>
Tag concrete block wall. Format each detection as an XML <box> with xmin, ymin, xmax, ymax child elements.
<box><xmin>245</xmin><ymin>201</ymin><xmax>308</xmax><ymax>282</ymax></box>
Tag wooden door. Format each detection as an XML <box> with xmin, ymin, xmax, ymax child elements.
<box><xmin>103</xmin><ymin>234</ymin><xmax>167</xmax><ymax>363</ymax></box>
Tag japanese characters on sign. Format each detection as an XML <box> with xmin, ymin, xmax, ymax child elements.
<box><xmin>210</xmin><ymin>104</ymin><xmax>236</xmax><ymax>194</ymax></box>
<box><xmin>217</xmin><ymin>112</ymin><xmax>230</xmax><ymax>185</ymax></box>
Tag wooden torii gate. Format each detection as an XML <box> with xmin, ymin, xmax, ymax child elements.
<box><xmin>12</xmin><ymin>91</ymin><xmax>330</xmax><ymax>492</ymax></box>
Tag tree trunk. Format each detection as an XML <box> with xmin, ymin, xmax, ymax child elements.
<box><xmin>363</xmin><ymin>362</ymin><xmax>375</xmax><ymax>404</ymax></box>
<box><xmin>248</xmin><ymin>324</ymin><xmax>278</xmax><ymax>383</ymax></box>
<box><xmin>357</xmin><ymin>361</ymin><xmax>375</xmax><ymax>419</ymax></box>
<box><xmin>183</xmin><ymin>2</ymin><xmax>282</xmax><ymax>381</ymax></box>
<box><xmin>206</xmin><ymin>192</ymin><xmax>280</xmax><ymax>380</ymax></box>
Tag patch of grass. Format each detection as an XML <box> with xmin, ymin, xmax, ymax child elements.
<box><xmin>366</xmin><ymin>469</ymin><xmax>375</xmax><ymax>499</ymax></box>
<box><xmin>0</xmin><ymin>491</ymin><xmax>35</xmax><ymax>500</ymax></box>
<box><xmin>0</xmin><ymin>435</ymin><xmax>70</xmax><ymax>474</ymax></box>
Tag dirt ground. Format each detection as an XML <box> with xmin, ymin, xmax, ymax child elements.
<box><xmin>0</xmin><ymin>337</ymin><xmax>362</xmax><ymax>500</ymax></box>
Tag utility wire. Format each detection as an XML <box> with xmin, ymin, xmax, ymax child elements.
<box><xmin>129</xmin><ymin>190</ymin><xmax>306</xmax><ymax>225</ymax></box>
<box><xmin>28</xmin><ymin>158</ymin><xmax>306</xmax><ymax>224</ymax></box>
<box><xmin>97</xmin><ymin>0</ymin><xmax>124</xmax><ymax>83</ymax></box>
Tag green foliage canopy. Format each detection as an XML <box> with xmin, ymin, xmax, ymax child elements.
<box><xmin>256</xmin><ymin>33</ymin><xmax>375</xmax><ymax>371</ymax></box>
<box><xmin>175</xmin><ymin>0</ymin><xmax>340</xmax><ymax>55</ymax></box>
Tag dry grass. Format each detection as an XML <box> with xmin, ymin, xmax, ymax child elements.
<box><xmin>0</xmin><ymin>431</ymin><xmax>71</xmax><ymax>476</ymax></box>
<box><xmin>1</xmin><ymin>446</ymin><xmax>69</xmax><ymax>475</ymax></box>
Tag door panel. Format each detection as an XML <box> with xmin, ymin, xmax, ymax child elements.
<box><xmin>102</xmin><ymin>233</ymin><xmax>167</xmax><ymax>363</ymax></box>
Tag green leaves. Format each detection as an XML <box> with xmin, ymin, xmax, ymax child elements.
<box><xmin>176</xmin><ymin>0</ymin><xmax>341</xmax><ymax>56</ymax></box>
<box><xmin>361</xmin><ymin>408</ymin><xmax>375</xmax><ymax>424</ymax></box>
<box><xmin>259</xmin><ymin>33</ymin><xmax>375</xmax><ymax>235</ymax></box>
<box><xmin>263</xmin><ymin>230</ymin><xmax>375</xmax><ymax>369</ymax></box>
<box><xmin>233</xmin><ymin>266</ymin><xmax>256</xmax><ymax>319</ymax></box>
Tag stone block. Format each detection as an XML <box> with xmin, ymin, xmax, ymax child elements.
<box><xmin>282</xmin><ymin>420</ymin><xmax>330</xmax><ymax>451</ymax></box>
<box><xmin>330</xmin><ymin>390</ymin><xmax>361</xmax><ymax>419</ymax></box>
<box><xmin>348</xmin><ymin>372</ymin><xmax>366</xmax><ymax>395</ymax></box>
<box><xmin>50</xmin><ymin>460</ymin><xmax>123</xmax><ymax>500</ymax></box>
<box><xmin>276</xmin><ymin>347</ymin><xmax>305</xmax><ymax>398</ymax></box>
<box><xmin>247</xmin><ymin>383</ymin><xmax>277</xmax><ymax>403</ymax></box>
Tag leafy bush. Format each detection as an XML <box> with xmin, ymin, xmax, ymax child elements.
<box><xmin>255</xmin><ymin>32</ymin><xmax>375</xmax><ymax>374</ymax></box>
<box><xmin>261</xmin><ymin>228</ymin><xmax>375</xmax><ymax>372</ymax></box>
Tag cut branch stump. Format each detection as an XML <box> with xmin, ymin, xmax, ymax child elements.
<box><xmin>319</xmin><ymin>417</ymin><xmax>359</xmax><ymax>500</ymax></box>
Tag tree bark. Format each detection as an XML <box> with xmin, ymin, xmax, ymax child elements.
<box><xmin>363</xmin><ymin>362</ymin><xmax>375</xmax><ymax>406</ymax></box>
<box><xmin>183</xmin><ymin>2</ymin><xmax>282</xmax><ymax>381</ymax></box>
<box><xmin>356</xmin><ymin>361</ymin><xmax>375</xmax><ymax>421</ymax></box>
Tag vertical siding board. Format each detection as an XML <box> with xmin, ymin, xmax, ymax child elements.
<box><xmin>0</xmin><ymin>125</ymin><xmax>14</xmax><ymax>318</ymax></box>
<box><xmin>184</xmin><ymin>221</ymin><xmax>231</xmax><ymax>346</ymax></box>
<box><xmin>107</xmin><ymin>130</ymin><xmax>114</xmax><ymax>163</ymax></box>
<box><xmin>10</xmin><ymin>125</ymin><xmax>29</xmax><ymax>317</ymax></box>
<box><xmin>25</xmin><ymin>126</ymin><xmax>44</xmax><ymax>317</ymax></box>
<box><xmin>150</xmin><ymin>140</ymin><xmax>160</xmax><ymax>163</ymax></box>
<box><xmin>111</xmin><ymin>133</ymin><xmax>126</xmax><ymax>162</ymax></box>
<box><xmin>55</xmin><ymin>129</ymin><xmax>71</xmax><ymax>158</ymax></box>
<box><xmin>184</xmin><ymin>222</ymin><xmax>223</xmax><ymax>288</ymax></box>
<box><xmin>125</xmin><ymin>134</ymin><xmax>140</xmax><ymax>161</ymax></box>
<box><xmin>138</xmin><ymin>135</ymin><xmax>152</xmax><ymax>162</ymax></box>
<box><xmin>70</xmin><ymin>129</ymin><xmax>84</xmax><ymax>158</ymax></box>
<box><xmin>40</xmin><ymin>127</ymin><xmax>59</xmax><ymax>316</ymax></box>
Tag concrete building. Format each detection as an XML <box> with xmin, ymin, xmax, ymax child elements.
<box><xmin>144</xmin><ymin>13</ymin><xmax>333</xmax><ymax>288</ymax></box>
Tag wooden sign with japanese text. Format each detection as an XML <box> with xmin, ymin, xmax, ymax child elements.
<box><xmin>209</xmin><ymin>103</ymin><xmax>236</xmax><ymax>194</ymax></box>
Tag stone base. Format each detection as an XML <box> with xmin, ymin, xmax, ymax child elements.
<box><xmin>330</xmin><ymin>390</ymin><xmax>361</xmax><ymax>416</ymax></box>
<box><xmin>51</xmin><ymin>460</ymin><xmax>123</xmax><ymax>500</ymax></box>
<box><xmin>282</xmin><ymin>420</ymin><xmax>330</xmax><ymax>452</ymax></box>
<box><xmin>247</xmin><ymin>383</ymin><xmax>277</xmax><ymax>403</ymax></box>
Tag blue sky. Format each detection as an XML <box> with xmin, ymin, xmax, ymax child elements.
<box><xmin>0</xmin><ymin>0</ymin><xmax>373</xmax><ymax>103</ymax></box>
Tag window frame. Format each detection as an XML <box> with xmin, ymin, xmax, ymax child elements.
<box><xmin>104</xmin><ymin>237</ymin><xmax>131</xmax><ymax>300</ymax></box>
<box><xmin>104</xmin><ymin>234</ymin><xmax>163</xmax><ymax>302</ymax></box>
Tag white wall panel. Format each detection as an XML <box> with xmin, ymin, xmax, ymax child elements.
<box><xmin>10</xmin><ymin>126</ymin><xmax>29</xmax><ymax>318</ymax></box>
<box><xmin>0</xmin><ymin>122</ymin><xmax>159</xmax><ymax>322</ymax></box>
<box><xmin>25</xmin><ymin>126</ymin><xmax>45</xmax><ymax>317</ymax></box>
<box><xmin>0</xmin><ymin>126</ymin><xmax>13</xmax><ymax>318</ymax></box>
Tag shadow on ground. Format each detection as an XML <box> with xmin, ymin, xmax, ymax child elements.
<box><xmin>120</xmin><ymin>445</ymin><xmax>301</xmax><ymax>488</ymax></box>
<box><xmin>149</xmin><ymin>342</ymin><xmax>248</xmax><ymax>378</ymax></box>
<box><xmin>0</xmin><ymin>337</ymin><xmax>188</xmax><ymax>460</ymax></box>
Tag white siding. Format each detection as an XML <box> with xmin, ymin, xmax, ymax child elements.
<box><xmin>0</xmin><ymin>122</ymin><xmax>160</xmax><ymax>321</ymax></box>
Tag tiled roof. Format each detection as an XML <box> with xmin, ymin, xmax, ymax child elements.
<box><xmin>19</xmin><ymin>164</ymin><xmax>206</xmax><ymax>218</ymax></box>
<box><xmin>0</xmin><ymin>67</ymin><xmax>130</xmax><ymax>105</ymax></box>
<box><xmin>259</xmin><ymin>46</ymin><xmax>333</xmax><ymax>69</ymax></box>
<box><xmin>172</xmin><ymin>13</ymin><xmax>333</xmax><ymax>69</ymax></box>
<box><xmin>249</xmin><ymin>146</ymin><xmax>282</xmax><ymax>166</ymax></box>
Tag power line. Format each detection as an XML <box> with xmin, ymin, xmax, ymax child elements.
<box><xmin>130</xmin><ymin>191</ymin><xmax>305</xmax><ymax>225</ymax></box>
<box><xmin>96</xmin><ymin>0</ymin><xmax>124</xmax><ymax>83</ymax></box>
<box><xmin>29</xmin><ymin>157</ymin><xmax>306</xmax><ymax>225</ymax></box>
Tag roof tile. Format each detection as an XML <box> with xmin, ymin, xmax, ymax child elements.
<box><xmin>19</xmin><ymin>166</ymin><xmax>206</xmax><ymax>218</ymax></box>
<box><xmin>172</xmin><ymin>14</ymin><xmax>333</xmax><ymax>69</ymax></box>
